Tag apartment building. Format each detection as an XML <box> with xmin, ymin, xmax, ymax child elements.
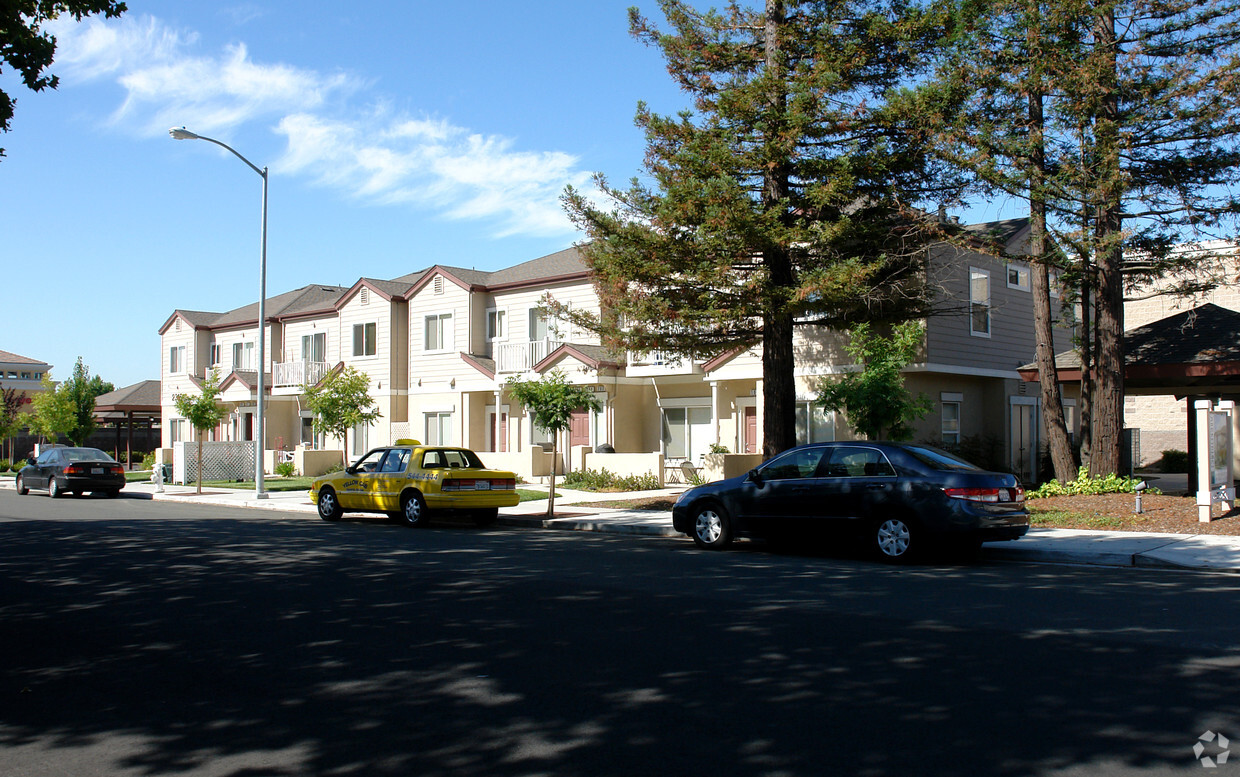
<box><xmin>159</xmin><ymin>218</ymin><xmax>1071</xmax><ymax>481</ymax></box>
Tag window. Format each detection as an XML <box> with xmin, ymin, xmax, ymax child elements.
<box><xmin>351</xmin><ymin>420</ymin><xmax>369</xmax><ymax>456</ymax></box>
<box><xmin>303</xmin><ymin>332</ymin><xmax>326</xmax><ymax>362</ymax></box>
<box><xmin>795</xmin><ymin>402</ymin><xmax>835</xmax><ymax>445</ymax></box>
<box><xmin>970</xmin><ymin>267</ymin><xmax>991</xmax><ymax>336</ymax></box>
<box><xmin>169</xmin><ymin>345</ymin><xmax>186</xmax><ymax>374</ymax></box>
<box><xmin>1007</xmin><ymin>264</ymin><xmax>1031</xmax><ymax>291</ymax></box>
<box><xmin>208</xmin><ymin>343</ymin><xmax>221</xmax><ymax>367</ymax></box>
<box><xmin>425</xmin><ymin>412</ymin><xmax>453</xmax><ymax>445</ymax></box>
<box><xmin>232</xmin><ymin>342</ymin><xmax>254</xmax><ymax>370</ymax></box>
<box><xmin>487</xmin><ymin>308</ymin><xmax>506</xmax><ymax>340</ymax></box>
<box><xmin>761</xmin><ymin>447</ymin><xmax>828</xmax><ymax>481</ymax></box>
<box><xmin>661</xmin><ymin>406</ymin><xmax>712</xmax><ymax>460</ymax></box>
<box><xmin>826</xmin><ymin>446</ymin><xmax>896</xmax><ymax>477</ymax></box>
<box><xmin>529</xmin><ymin>308</ymin><xmax>551</xmax><ymax>341</ymax></box>
<box><xmin>170</xmin><ymin>418</ymin><xmax>186</xmax><ymax>443</ymax></box>
<box><xmin>424</xmin><ymin>313</ymin><xmax>452</xmax><ymax>351</ymax></box>
<box><xmin>942</xmin><ymin>401</ymin><xmax>961</xmax><ymax>445</ymax></box>
<box><xmin>20</xmin><ymin>372</ymin><xmax>30</xmax><ymax>380</ymax></box>
<box><xmin>352</xmin><ymin>322</ymin><xmax>377</xmax><ymax>357</ymax></box>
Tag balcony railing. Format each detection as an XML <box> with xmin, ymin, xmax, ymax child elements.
<box><xmin>273</xmin><ymin>360</ymin><xmax>331</xmax><ymax>388</ymax></box>
<box><xmin>496</xmin><ymin>338</ymin><xmax>563</xmax><ymax>373</ymax></box>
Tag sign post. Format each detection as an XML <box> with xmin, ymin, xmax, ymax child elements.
<box><xmin>1195</xmin><ymin>399</ymin><xmax>1236</xmax><ymax>522</ymax></box>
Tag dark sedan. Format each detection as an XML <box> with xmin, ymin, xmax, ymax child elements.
<box><xmin>671</xmin><ymin>442</ymin><xmax>1028</xmax><ymax>561</ymax></box>
<box><xmin>16</xmin><ymin>447</ymin><xmax>126</xmax><ymax>498</ymax></box>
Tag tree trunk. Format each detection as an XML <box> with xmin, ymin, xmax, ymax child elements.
<box><xmin>546</xmin><ymin>435</ymin><xmax>558</xmax><ymax>519</ymax></box>
<box><xmin>1088</xmin><ymin>4</ymin><xmax>1125</xmax><ymax>477</ymax></box>
<box><xmin>196</xmin><ymin>436</ymin><xmax>203</xmax><ymax>495</ymax></box>
<box><xmin>1027</xmin><ymin>75</ymin><xmax>1075</xmax><ymax>483</ymax></box>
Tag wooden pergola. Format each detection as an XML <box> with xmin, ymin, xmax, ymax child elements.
<box><xmin>93</xmin><ymin>380</ymin><xmax>161</xmax><ymax>470</ymax></box>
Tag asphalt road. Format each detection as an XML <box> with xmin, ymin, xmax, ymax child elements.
<box><xmin>1</xmin><ymin>489</ymin><xmax>1239</xmax><ymax>776</ymax></box>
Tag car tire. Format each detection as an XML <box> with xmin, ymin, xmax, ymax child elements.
<box><xmin>48</xmin><ymin>478</ymin><xmax>62</xmax><ymax>499</ymax></box>
<box><xmin>473</xmin><ymin>508</ymin><xmax>499</xmax><ymax>527</ymax></box>
<box><xmin>691</xmin><ymin>502</ymin><xmax>732</xmax><ymax>550</ymax></box>
<box><xmin>399</xmin><ymin>491</ymin><xmax>428</xmax><ymax>528</ymax></box>
<box><xmin>15</xmin><ymin>474</ymin><xmax>28</xmax><ymax>495</ymax></box>
<box><xmin>317</xmin><ymin>488</ymin><xmax>343</xmax><ymax>521</ymax></box>
<box><xmin>873</xmin><ymin>515</ymin><xmax>918</xmax><ymax>563</ymax></box>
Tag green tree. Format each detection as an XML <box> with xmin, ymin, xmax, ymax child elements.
<box><xmin>60</xmin><ymin>356</ymin><xmax>113</xmax><ymax>445</ymax></box>
<box><xmin>302</xmin><ymin>366</ymin><xmax>381</xmax><ymax>464</ymax></box>
<box><xmin>562</xmin><ymin>0</ymin><xmax>953</xmax><ymax>459</ymax></box>
<box><xmin>505</xmin><ymin>371</ymin><xmax>602</xmax><ymax>518</ymax></box>
<box><xmin>27</xmin><ymin>374</ymin><xmax>73</xmax><ymax>444</ymax></box>
<box><xmin>923</xmin><ymin>0</ymin><xmax>1240</xmax><ymax>476</ymax></box>
<box><xmin>173</xmin><ymin>369</ymin><xmax>225</xmax><ymax>495</ymax></box>
<box><xmin>815</xmin><ymin>321</ymin><xmax>932</xmax><ymax>440</ymax></box>
<box><xmin>0</xmin><ymin>1</ymin><xmax>127</xmax><ymax>158</ymax></box>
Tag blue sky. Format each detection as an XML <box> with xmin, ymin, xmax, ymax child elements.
<box><xmin>1</xmin><ymin>1</ymin><xmax>1016</xmax><ymax>388</ymax></box>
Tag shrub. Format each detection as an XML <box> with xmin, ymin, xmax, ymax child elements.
<box><xmin>141</xmin><ymin>452</ymin><xmax>157</xmax><ymax>470</ymax></box>
<box><xmin>0</xmin><ymin>459</ymin><xmax>9</xmax><ymax>472</ymax></box>
<box><xmin>1027</xmin><ymin>467</ymin><xmax>1160</xmax><ymax>498</ymax></box>
<box><xmin>707</xmin><ymin>443</ymin><xmax>730</xmax><ymax>454</ymax></box>
<box><xmin>561</xmin><ymin>467</ymin><xmax>661</xmax><ymax>492</ymax></box>
<box><xmin>274</xmin><ymin>461</ymin><xmax>297</xmax><ymax>477</ymax></box>
<box><xmin>324</xmin><ymin>463</ymin><xmax>344</xmax><ymax>474</ymax></box>
<box><xmin>1158</xmin><ymin>449</ymin><xmax>1190</xmax><ymax>473</ymax></box>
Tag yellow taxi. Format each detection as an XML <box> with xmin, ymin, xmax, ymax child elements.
<box><xmin>310</xmin><ymin>440</ymin><xmax>519</xmax><ymax>527</ymax></box>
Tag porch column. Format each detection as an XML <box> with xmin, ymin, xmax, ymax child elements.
<box><xmin>495</xmin><ymin>390</ymin><xmax>505</xmax><ymax>452</ymax></box>
<box><xmin>126</xmin><ymin>411</ymin><xmax>134</xmax><ymax>471</ymax></box>
<box><xmin>710</xmin><ymin>381</ymin><xmax>721</xmax><ymax>448</ymax></box>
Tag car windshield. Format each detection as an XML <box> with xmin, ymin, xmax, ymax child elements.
<box><xmin>63</xmin><ymin>449</ymin><xmax>114</xmax><ymax>463</ymax></box>
<box><xmin>901</xmin><ymin>445</ymin><xmax>981</xmax><ymax>472</ymax></box>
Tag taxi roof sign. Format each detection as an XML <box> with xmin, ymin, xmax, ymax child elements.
<box><xmin>394</xmin><ymin>439</ymin><xmax>422</xmax><ymax>446</ymax></box>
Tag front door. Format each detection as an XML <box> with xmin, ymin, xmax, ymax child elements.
<box><xmin>743</xmin><ymin>406</ymin><xmax>758</xmax><ymax>454</ymax></box>
<box><xmin>569</xmin><ymin>408</ymin><xmax>590</xmax><ymax>449</ymax></box>
<box><xmin>1010</xmin><ymin>400</ymin><xmax>1038</xmax><ymax>484</ymax></box>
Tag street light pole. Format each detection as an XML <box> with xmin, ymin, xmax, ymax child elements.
<box><xmin>169</xmin><ymin>127</ymin><xmax>269</xmax><ymax>499</ymax></box>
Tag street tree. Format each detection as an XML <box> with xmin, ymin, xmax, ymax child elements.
<box><xmin>816</xmin><ymin>321</ymin><xmax>933</xmax><ymax>440</ymax></box>
<box><xmin>173</xmin><ymin>369</ymin><xmax>225</xmax><ymax>495</ymax></box>
<box><xmin>562</xmin><ymin>0</ymin><xmax>955</xmax><ymax>458</ymax></box>
<box><xmin>302</xmin><ymin>366</ymin><xmax>381</xmax><ymax>464</ymax></box>
<box><xmin>0</xmin><ymin>1</ymin><xmax>127</xmax><ymax>159</ymax></box>
<box><xmin>27</xmin><ymin>374</ymin><xmax>74</xmax><ymax>446</ymax></box>
<box><xmin>922</xmin><ymin>0</ymin><xmax>1240</xmax><ymax>476</ymax></box>
<box><xmin>505</xmin><ymin>371</ymin><xmax>602</xmax><ymax>518</ymax></box>
<box><xmin>61</xmin><ymin>356</ymin><xmax>113</xmax><ymax>446</ymax></box>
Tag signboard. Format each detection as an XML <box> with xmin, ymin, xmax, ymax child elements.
<box><xmin>1196</xmin><ymin>400</ymin><xmax>1236</xmax><ymax>523</ymax></box>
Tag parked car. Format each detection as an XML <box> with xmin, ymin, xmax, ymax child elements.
<box><xmin>671</xmin><ymin>442</ymin><xmax>1028</xmax><ymax>561</ymax></box>
<box><xmin>310</xmin><ymin>440</ymin><xmax>520</xmax><ymax>527</ymax></box>
<box><xmin>15</xmin><ymin>447</ymin><xmax>126</xmax><ymax>498</ymax></box>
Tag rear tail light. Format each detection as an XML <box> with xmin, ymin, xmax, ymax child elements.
<box><xmin>62</xmin><ymin>464</ymin><xmax>124</xmax><ymax>475</ymax></box>
<box><xmin>943</xmin><ymin>486</ymin><xmax>1025</xmax><ymax>503</ymax></box>
<box><xmin>64</xmin><ymin>464</ymin><xmax>84</xmax><ymax>475</ymax></box>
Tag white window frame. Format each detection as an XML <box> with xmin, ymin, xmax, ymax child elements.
<box><xmin>232</xmin><ymin>342</ymin><xmax>255</xmax><ymax>371</ymax></box>
<box><xmin>660</xmin><ymin>404</ymin><xmax>712</xmax><ymax>461</ymax></box>
<box><xmin>941</xmin><ymin>392</ymin><xmax>963</xmax><ymax>445</ymax></box>
<box><xmin>208</xmin><ymin>342</ymin><xmax>221</xmax><ymax>367</ymax></box>
<box><xmin>169</xmin><ymin>418</ymin><xmax>186</xmax><ymax>443</ymax></box>
<box><xmin>1006</xmin><ymin>263</ymin><xmax>1031</xmax><ymax>291</ymax></box>
<box><xmin>425</xmin><ymin>411</ymin><xmax>454</xmax><ymax>445</ymax></box>
<box><xmin>424</xmin><ymin>312</ymin><xmax>453</xmax><ymax>352</ymax></box>
<box><xmin>303</xmin><ymin>332</ymin><xmax>326</xmax><ymax>362</ymax></box>
<box><xmin>352</xmin><ymin>322</ymin><xmax>377</xmax><ymax>357</ymax></box>
<box><xmin>969</xmin><ymin>266</ymin><xmax>992</xmax><ymax>338</ymax></box>
<box><xmin>169</xmin><ymin>345</ymin><xmax>186</xmax><ymax>374</ymax></box>
<box><xmin>486</xmin><ymin>307</ymin><xmax>507</xmax><ymax>341</ymax></box>
<box><xmin>795</xmin><ymin>400</ymin><xmax>835</xmax><ymax>445</ymax></box>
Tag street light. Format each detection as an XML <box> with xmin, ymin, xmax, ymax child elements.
<box><xmin>169</xmin><ymin>126</ymin><xmax>269</xmax><ymax>499</ymax></box>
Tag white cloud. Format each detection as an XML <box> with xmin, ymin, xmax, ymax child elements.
<box><xmin>45</xmin><ymin>13</ymin><xmax>598</xmax><ymax>238</ymax></box>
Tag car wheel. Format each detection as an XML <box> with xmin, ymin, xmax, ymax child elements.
<box><xmin>473</xmin><ymin>508</ymin><xmax>499</xmax><ymax>527</ymax></box>
<box><xmin>317</xmin><ymin>488</ymin><xmax>343</xmax><ymax>521</ymax></box>
<box><xmin>399</xmin><ymin>491</ymin><xmax>428</xmax><ymax>528</ymax></box>
<box><xmin>48</xmin><ymin>478</ymin><xmax>62</xmax><ymax>499</ymax></box>
<box><xmin>15</xmin><ymin>474</ymin><xmax>28</xmax><ymax>496</ymax></box>
<box><xmin>692</xmin><ymin>503</ymin><xmax>732</xmax><ymax>550</ymax></box>
<box><xmin>873</xmin><ymin>516</ymin><xmax>918</xmax><ymax>562</ymax></box>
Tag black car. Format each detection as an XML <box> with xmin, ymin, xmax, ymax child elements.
<box><xmin>671</xmin><ymin>442</ymin><xmax>1028</xmax><ymax>561</ymax></box>
<box><xmin>16</xmin><ymin>447</ymin><xmax>126</xmax><ymax>498</ymax></box>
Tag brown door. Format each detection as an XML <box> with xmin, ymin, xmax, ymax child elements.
<box><xmin>569</xmin><ymin>408</ymin><xmax>590</xmax><ymax>448</ymax></box>
<box><xmin>499</xmin><ymin>412</ymin><xmax>508</xmax><ymax>452</ymax></box>
<box><xmin>743</xmin><ymin>406</ymin><xmax>757</xmax><ymax>454</ymax></box>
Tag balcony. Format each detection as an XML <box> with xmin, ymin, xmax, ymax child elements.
<box><xmin>496</xmin><ymin>338</ymin><xmax>564</xmax><ymax>373</ymax></box>
<box><xmin>626</xmin><ymin>349</ymin><xmax>702</xmax><ymax>377</ymax></box>
<box><xmin>273</xmin><ymin>360</ymin><xmax>332</xmax><ymax>389</ymax></box>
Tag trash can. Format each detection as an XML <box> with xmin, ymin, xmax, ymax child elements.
<box><xmin>160</xmin><ymin>463</ymin><xmax>173</xmax><ymax>483</ymax></box>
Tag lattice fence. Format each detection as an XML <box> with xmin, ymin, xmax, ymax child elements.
<box><xmin>389</xmin><ymin>422</ymin><xmax>413</xmax><ymax>443</ymax></box>
<box><xmin>173</xmin><ymin>441</ymin><xmax>256</xmax><ymax>484</ymax></box>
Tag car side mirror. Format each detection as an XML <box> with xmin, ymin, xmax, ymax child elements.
<box><xmin>747</xmin><ymin>468</ymin><xmax>763</xmax><ymax>486</ymax></box>
<box><xmin>345</xmin><ymin>466</ymin><xmax>357</xmax><ymax>475</ymax></box>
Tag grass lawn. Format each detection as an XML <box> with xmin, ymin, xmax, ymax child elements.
<box><xmin>1028</xmin><ymin>506</ymin><xmax>1128</xmax><ymax>530</ymax></box>
<box><xmin>196</xmin><ymin>477</ymin><xmax>317</xmax><ymax>492</ymax></box>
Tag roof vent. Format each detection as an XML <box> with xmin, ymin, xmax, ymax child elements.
<box><xmin>175</xmin><ymin>318</ymin><xmax>182</xmax><ymax>332</ymax></box>
<box><xmin>361</xmin><ymin>287</ymin><xmax>370</xmax><ymax>306</ymax></box>
<box><xmin>433</xmin><ymin>275</ymin><xmax>444</xmax><ymax>295</ymax></box>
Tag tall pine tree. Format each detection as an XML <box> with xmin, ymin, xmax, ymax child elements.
<box><xmin>563</xmin><ymin>0</ymin><xmax>952</xmax><ymax>457</ymax></box>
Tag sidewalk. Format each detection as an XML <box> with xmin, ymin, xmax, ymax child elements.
<box><xmin>3</xmin><ymin>477</ymin><xmax>1239</xmax><ymax>573</ymax></box>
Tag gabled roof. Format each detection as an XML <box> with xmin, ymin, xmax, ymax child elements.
<box><xmin>460</xmin><ymin>353</ymin><xmax>496</xmax><ymax>380</ymax></box>
<box><xmin>962</xmin><ymin>218</ymin><xmax>1030</xmax><ymax>247</ymax></box>
<box><xmin>94</xmin><ymin>380</ymin><xmax>161</xmax><ymax>411</ymax></box>
<box><xmin>532</xmin><ymin>343</ymin><xmax>623</xmax><ymax>373</ymax></box>
<box><xmin>0</xmin><ymin>349</ymin><xmax>50</xmax><ymax>367</ymax></box>
<box><xmin>160</xmin><ymin>286</ymin><xmax>349</xmax><ymax>333</ymax></box>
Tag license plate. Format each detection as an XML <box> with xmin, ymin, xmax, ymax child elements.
<box><xmin>474</xmin><ymin>481</ymin><xmax>490</xmax><ymax>490</ymax></box>
<box><xmin>92</xmin><ymin>468</ymin><xmax>104</xmax><ymax>475</ymax></box>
